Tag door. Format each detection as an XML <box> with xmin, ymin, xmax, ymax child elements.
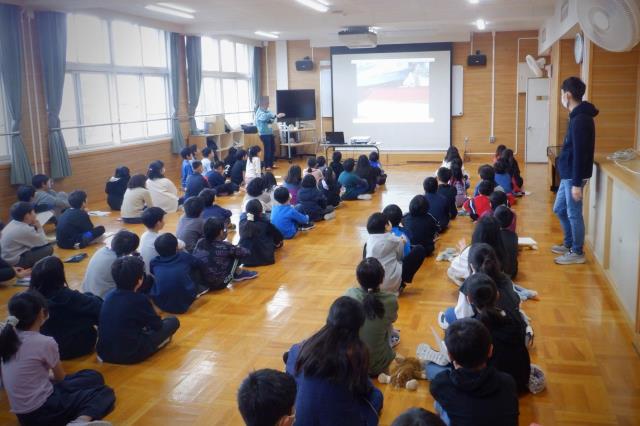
<box><xmin>525</xmin><ymin>78</ymin><xmax>550</xmax><ymax>163</ymax></box>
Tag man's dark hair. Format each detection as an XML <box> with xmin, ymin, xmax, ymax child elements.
<box><xmin>10</xmin><ymin>202</ymin><xmax>34</xmax><ymax>222</ymax></box>
<box><xmin>31</xmin><ymin>174</ymin><xmax>49</xmax><ymax>189</ymax></box>
<box><xmin>154</xmin><ymin>233</ymin><xmax>178</xmax><ymax>257</ymax></box>
<box><xmin>273</xmin><ymin>186</ymin><xmax>290</xmax><ymax>204</ymax></box>
<box><xmin>111</xmin><ymin>256</ymin><xmax>145</xmax><ymax>291</ymax></box>
<box><xmin>561</xmin><ymin>76</ymin><xmax>586</xmax><ymax>102</ymax></box>
<box><xmin>382</xmin><ymin>204</ymin><xmax>403</xmax><ymax>227</ymax></box>
<box><xmin>477</xmin><ymin>180</ymin><xmax>495</xmax><ymax>196</ymax></box>
<box><xmin>237</xmin><ymin>368</ymin><xmax>297</xmax><ymax>426</ymax></box>
<box><xmin>366</xmin><ymin>212</ymin><xmax>388</xmax><ymax>234</ymax></box>
<box><xmin>111</xmin><ymin>230</ymin><xmax>140</xmax><ymax>257</ymax></box>
<box><xmin>67</xmin><ymin>190</ymin><xmax>86</xmax><ymax>209</ymax></box>
<box><xmin>436</xmin><ymin>167</ymin><xmax>452</xmax><ymax>183</ymax></box>
<box><xmin>445</xmin><ymin>317</ymin><xmax>492</xmax><ymax>369</ymax></box>
<box><xmin>198</xmin><ymin>188</ymin><xmax>216</xmax><ymax>207</ymax></box>
<box><xmin>202</xmin><ymin>147</ymin><xmax>212</xmax><ymax>158</ymax></box>
<box><xmin>184</xmin><ymin>196</ymin><xmax>205</xmax><ymax>218</ymax></box>
<box><xmin>191</xmin><ymin>160</ymin><xmax>203</xmax><ymax>171</ymax></box>
<box><xmin>16</xmin><ymin>185</ymin><xmax>35</xmax><ymax>202</ymax></box>
<box><xmin>180</xmin><ymin>147</ymin><xmax>193</xmax><ymax>160</ymax></box>
<box><xmin>141</xmin><ymin>207</ymin><xmax>166</xmax><ymax>229</ymax></box>
<box><xmin>422</xmin><ymin>177</ymin><xmax>438</xmax><ymax>194</ymax></box>
<box><xmin>391</xmin><ymin>407</ymin><xmax>446</xmax><ymax>426</ymax></box>
<box><xmin>478</xmin><ymin>165</ymin><xmax>495</xmax><ymax>181</ymax></box>
<box><xmin>343</xmin><ymin>158</ymin><xmax>355</xmax><ymax>172</ymax></box>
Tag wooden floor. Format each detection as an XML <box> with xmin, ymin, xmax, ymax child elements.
<box><xmin>1</xmin><ymin>160</ymin><xmax>639</xmax><ymax>426</ymax></box>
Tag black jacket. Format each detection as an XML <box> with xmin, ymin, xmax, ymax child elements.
<box><xmin>500</xmin><ymin>229</ymin><xmax>519</xmax><ymax>279</ymax></box>
<box><xmin>401</xmin><ymin>213</ymin><xmax>439</xmax><ymax>256</ymax></box>
<box><xmin>105</xmin><ymin>177</ymin><xmax>129</xmax><ymax>211</ymax></box>
<box><xmin>437</xmin><ymin>184</ymin><xmax>458</xmax><ymax>220</ymax></box>
<box><xmin>557</xmin><ymin>101</ymin><xmax>598</xmax><ymax>187</ymax></box>
<box><xmin>426</xmin><ymin>192</ymin><xmax>451</xmax><ymax>230</ymax></box>
<box><xmin>430</xmin><ymin>366</ymin><xmax>519</xmax><ymax>426</ymax></box>
<box><xmin>297</xmin><ymin>186</ymin><xmax>328</xmax><ymax>221</ymax></box>
<box><xmin>238</xmin><ymin>215</ymin><xmax>284</xmax><ymax>267</ymax></box>
<box><xmin>56</xmin><ymin>208</ymin><xmax>96</xmax><ymax>249</ymax></box>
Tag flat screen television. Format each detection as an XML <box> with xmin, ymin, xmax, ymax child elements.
<box><xmin>276</xmin><ymin>89</ymin><xmax>316</xmax><ymax>122</ymax></box>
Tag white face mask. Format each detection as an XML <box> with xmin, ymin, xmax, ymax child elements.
<box><xmin>561</xmin><ymin>91</ymin><xmax>569</xmax><ymax>110</ymax></box>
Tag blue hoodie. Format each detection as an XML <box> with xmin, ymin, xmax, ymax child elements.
<box><xmin>271</xmin><ymin>203</ymin><xmax>309</xmax><ymax>239</ymax></box>
<box><xmin>150</xmin><ymin>252</ymin><xmax>204</xmax><ymax>314</ymax></box>
<box><xmin>557</xmin><ymin>101</ymin><xmax>598</xmax><ymax>187</ymax></box>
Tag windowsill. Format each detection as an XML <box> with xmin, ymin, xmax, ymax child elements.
<box><xmin>68</xmin><ymin>135</ymin><xmax>173</xmax><ymax>157</ymax></box>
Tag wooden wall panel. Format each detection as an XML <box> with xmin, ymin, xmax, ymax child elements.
<box><xmin>589</xmin><ymin>44</ymin><xmax>640</xmax><ymax>153</ymax></box>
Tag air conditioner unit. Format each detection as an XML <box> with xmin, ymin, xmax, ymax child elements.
<box><xmin>338</xmin><ymin>26</ymin><xmax>378</xmax><ymax>49</ymax></box>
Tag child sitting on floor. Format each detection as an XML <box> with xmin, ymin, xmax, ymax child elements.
<box><xmin>180</xmin><ymin>147</ymin><xmax>194</xmax><ymax>190</ymax></box>
<box><xmin>463</xmin><ymin>180</ymin><xmax>494</xmax><ymax>221</ymax></box>
<box><xmin>176</xmin><ymin>196</ymin><xmax>206</xmax><ymax>253</ymax></box>
<box><xmin>230</xmin><ymin>149</ymin><xmax>247</xmax><ymax>188</ymax></box>
<box><xmin>303</xmin><ymin>157</ymin><xmax>323</xmax><ymax>183</ymax></box>
<box><xmin>429</xmin><ymin>317</ymin><xmax>519</xmax><ymax>426</ymax></box>
<box><xmin>382</xmin><ymin>204</ymin><xmax>411</xmax><ymax>258</ymax></box>
<box><xmin>436</xmin><ymin>167</ymin><xmax>458</xmax><ymax>221</ymax></box>
<box><xmin>401</xmin><ymin>195</ymin><xmax>439</xmax><ymax>256</ymax></box>
<box><xmin>205</xmin><ymin>161</ymin><xmax>238</xmax><ymax>195</ymax></box>
<box><xmin>297</xmin><ymin>174</ymin><xmax>336</xmax><ymax>222</ymax></box>
<box><xmin>105</xmin><ymin>166</ymin><xmax>130</xmax><ymax>211</ymax></box>
<box><xmin>150</xmin><ymin>233</ymin><xmax>208</xmax><ymax>314</ymax></box>
<box><xmin>56</xmin><ymin>190</ymin><xmax>106</xmax><ymax>249</ymax></box>
<box><xmin>17</xmin><ymin>185</ymin><xmax>50</xmax><ymax>213</ymax></box>
<box><xmin>494</xmin><ymin>205</ymin><xmax>519</xmax><ymax>281</ymax></box>
<box><xmin>192</xmin><ymin>218</ymin><xmax>258</xmax><ymax>290</ymax></box>
<box><xmin>238</xmin><ymin>199</ymin><xmax>284</xmax><ymax>267</ymax></box>
<box><xmin>262</xmin><ymin>172</ymin><xmax>278</xmax><ymax>207</ymax></box>
<box><xmin>0</xmin><ymin>202</ymin><xmax>53</xmax><ymax>268</ymax></box>
<box><xmin>184</xmin><ymin>160</ymin><xmax>210</xmax><ymax>201</ymax></box>
<box><xmin>424</xmin><ymin>177</ymin><xmax>450</xmax><ymax>231</ymax></box>
<box><xmin>32</xmin><ymin>174</ymin><xmax>70</xmax><ymax>217</ymax></box>
<box><xmin>494</xmin><ymin>159</ymin><xmax>513</xmax><ymax>195</ymax></box>
<box><xmin>0</xmin><ymin>291</ymin><xmax>115</xmax><ymax>425</ymax></box>
<box><xmin>271</xmin><ymin>187</ymin><xmax>314</xmax><ymax>239</ymax></box>
<box><xmin>365</xmin><ymin>212</ymin><xmax>425</xmax><ymax>294</ymax></box>
<box><xmin>330</xmin><ymin>151</ymin><xmax>344</xmax><ymax>179</ymax></box>
<box><xmin>140</xmin><ymin>207</ymin><xmax>171</xmax><ymax>273</ymax></box>
<box><xmin>283</xmin><ymin>165</ymin><xmax>303</xmax><ymax>205</ymax></box>
<box><xmin>473</xmin><ymin>165</ymin><xmax>496</xmax><ymax>196</ymax></box>
<box><xmin>97</xmin><ymin>256</ymin><xmax>180</xmax><ymax>364</ymax></box>
<box><xmin>344</xmin><ymin>257</ymin><xmax>399</xmax><ymax>376</ymax></box>
<box><xmin>241</xmin><ymin>177</ymin><xmax>271</xmax><ymax>214</ymax></box>
<box><xmin>318</xmin><ymin>166</ymin><xmax>341</xmax><ymax>208</ymax></box>
<box><xmin>369</xmin><ymin>151</ymin><xmax>387</xmax><ymax>185</ymax></box>
<box><xmin>449</xmin><ymin>160</ymin><xmax>470</xmax><ymax>208</ymax></box>
<box><xmin>201</xmin><ymin>147</ymin><xmax>214</xmax><ymax>173</ymax></box>
<box><xmin>490</xmin><ymin>191</ymin><xmax>516</xmax><ymax>232</ymax></box>
<box><xmin>30</xmin><ymin>256</ymin><xmax>102</xmax><ymax>360</ymax></box>
<box><xmin>237</xmin><ymin>369</ymin><xmax>297</xmax><ymax>426</ymax></box>
<box><xmin>120</xmin><ymin>174</ymin><xmax>153</xmax><ymax>224</ymax></box>
<box><xmin>245</xmin><ymin>145</ymin><xmax>262</xmax><ymax>185</ymax></box>
<box><xmin>200</xmin><ymin>188</ymin><xmax>234</xmax><ymax>229</ymax></box>
<box><xmin>338</xmin><ymin>158</ymin><xmax>371</xmax><ymax>201</ymax></box>
<box><xmin>501</xmin><ymin>148</ymin><xmax>523</xmax><ymax>192</ymax></box>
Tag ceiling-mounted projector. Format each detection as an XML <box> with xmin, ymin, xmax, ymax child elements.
<box><xmin>338</xmin><ymin>26</ymin><xmax>378</xmax><ymax>49</ymax></box>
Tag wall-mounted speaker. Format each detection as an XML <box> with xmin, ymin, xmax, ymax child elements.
<box><xmin>467</xmin><ymin>50</ymin><xmax>487</xmax><ymax>66</ymax></box>
<box><xmin>295</xmin><ymin>56</ymin><xmax>314</xmax><ymax>71</ymax></box>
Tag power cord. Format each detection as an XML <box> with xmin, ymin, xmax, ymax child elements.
<box><xmin>606</xmin><ymin>148</ymin><xmax>640</xmax><ymax>175</ymax></box>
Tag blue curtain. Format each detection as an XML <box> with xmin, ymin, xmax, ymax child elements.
<box><xmin>252</xmin><ymin>46</ymin><xmax>262</xmax><ymax>111</ymax></box>
<box><xmin>169</xmin><ymin>33</ymin><xmax>185</xmax><ymax>153</ymax></box>
<box><xmin>185</xmin><ymin>36</ymin><xmax>202</xmax><ymax>134</ymax></box>
<box><xmin>36</xmin><ymin>11</ymin><xmax>71</xmax><ymax>179</ymax></box>
<box><xmin>0</xmin><ymin>4</ymin><xmax>33</xmax><ymax>185</ymax></box>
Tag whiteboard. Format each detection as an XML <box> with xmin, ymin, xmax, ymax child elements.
<box><xmin>452</xmin><ymin>65</ymin><xmax>463</xmax><ymax>116</ymax></box>
<box><xmin>320</xmin><ymin>66</ymin><xmax>332</xmax><ymax>117</ymax></box>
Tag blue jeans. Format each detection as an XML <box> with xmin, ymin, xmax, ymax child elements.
<box><xmin>553</xmin><ymin>179</ymin><xmax>585</xmax><ymax>255</ymax></box>
<box><xmin>444</xmin><ymin>307</ymin><xmax>457</xmax><ymax>325</ymax></box>
<box><xmin>426</xmin><ymin>362</ymin><xmax>451</xmax><ymax>380</ymax></box>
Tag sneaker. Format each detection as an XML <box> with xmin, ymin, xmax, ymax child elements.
<box><xmin>416</xmin><ymin>343</ymin><xmax>450</xmax><ymax>366</ymax></box>
<box><xmin>299</xmin><ymin>222</ymin><xmax>315</xmax><ymax>231</ymax></box>
<box><xmin>233</xmin><ymin>270</ymin><xmax>258</xmax><ymax>282</ymax></box>
<box><xmin>323</xmin><ymin>211</ymin><xmax>336</xmax><ymax>221</ymax></box>
<box><xmin>525</xmin><ymin>325</ymin><xmax>535</xmax><ymax>348</ymax></box>
<box><xmin>554</xmin><ymin>251</ymin><xmax>586</xmax><ymax>265</ymax></box>
<box><xmin>437</xmin><ymin>311</ymin><xmax>449</xmax><ymax>330</ymax></box>
<box><xmin>357</xmin><ymin>194</ymin><xmax>372</xmax><ymax>200</ymax></box>
<box><xmin>390</xmin><ymin>333</ymin><xmax>400</xmax><ymax>348</ymax></box>
<box><xmin>551</xmin><ymin>244</ymin><xmax>570</xmax><ymax>255</ymax></box>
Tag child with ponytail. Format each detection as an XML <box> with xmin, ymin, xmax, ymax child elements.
<box><xmin>303</xmin><ymin>157</ymin><xmax>323</xmax><ymax>184</ymax></box>
<box><xmin>238</xmin><ymin>199</ymin><xmax>284</xmax><ymax>266</ymax></box>
<box><xmin>345</xmin><ymin>257</ymin><xmax>399</xmax><ymax>376</ymax></box>
<box><xmin>0</xmin><ymin>290</ymin><xmax>115</xmax><ymax>425</ymax></box>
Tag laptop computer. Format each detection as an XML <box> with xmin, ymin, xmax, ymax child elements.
<box><xmin>325</xmin><ymin>131</ymin><xmax>345</xmax><ymax>145</ymax></box>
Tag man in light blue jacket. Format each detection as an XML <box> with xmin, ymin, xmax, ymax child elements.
<box><xmin>255</xmin><ymin>96</ymin><xmax>285</xmax><ymax>170</ymax></box>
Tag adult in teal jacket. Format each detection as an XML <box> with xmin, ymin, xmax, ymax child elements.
<box><xmin>255</xmin><ymin>96</ymin><xmax>285</xmax><ymax>170</ymax></box>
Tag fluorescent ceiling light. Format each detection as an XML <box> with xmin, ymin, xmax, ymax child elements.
<box><xmin>295</xmin><ymin>0</ymin><xmax>329</xmax><ymax>13</ymax></box>
<box><xmin>475</xmin><ymin>18</ymin><xmax>486</xmax><ymax>30</ymax></box>
<box><xmin>255</xmin><ymin>31</ymin><xmax>279</xmax><ymax>39</ymax></box>
<box><xmin>145</xmin><ymin>4</ymin><xmax>194</xmax><ymax>19</ymax></box>
<box><xmin>157</xmin><ymin>2</ymin><xmax>195</xmax><ymax>14</ymax></box>
<box><xmin>468</xmin><ymin>0</ymin><xmax>479</xmax><ymax>4</ymax></box>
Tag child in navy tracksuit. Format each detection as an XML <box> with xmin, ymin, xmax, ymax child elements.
<box><xmin>55</xmin><ymin>190</ymin><xmax>105</xmax><ymax>249</ymax></box>
<box><xmin>180</xmin><ymin>147</ymin><xmax>194</xmax><ymax>190</ymax></box>
<box><xmin>238</xmin><ymin>199</ymin><xmax>284</xmax><ymax>267</ymax></box>
<box><xmin>199</xmin><ymin>188</ymin><xmax>234</xmax><ymax>230</ymax></box>
<box><xmin>205</xmin><ymin>161</ymin><xmax>238</xmax><ymax>195</ymax></box>
<box><xmin>318</xmin><ymin>166</ymin><xmax>341</xmax><ymax>208</ymax></box>
<box><xmin>296</xmin><ymin>175</ymin><xmax>336</xmax><ymax>222</ymax></box>
<box><xmin>401</xmin><ymin>195</ymin><xmax>439</xmax><ymax>256</ymax></box>
<box><xmin>184</xmin><ymin>161</ymin><xmax>209</xmax><ymax>201</ymax></box>
<box><xmin>97</xmin><ymin>256</ymin><xmax>180</xmax><ymax>365</ymax></box>
<box><xmin>149</xmin><ymin>233</ymin><xmax>208</xmax><ymax>314</ymax></box>
<box><xmin>436</xmin><ymin>167</ymin><xmax>458</xmax><ymax>220</ymax></box>
<box><xmin>271</xmin><ymin>187</ymin><xmax>314</xmax><ymax>239</ymax></box>
<box><xmin>423</xmin><ymin>177</ymin><xmax>450</xmax><ymax>231</ymax></box>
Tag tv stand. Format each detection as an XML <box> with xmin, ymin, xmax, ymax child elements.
<box><xmin>278</xmin><ymin>123</ymin><xmax>318</xmax><ymax>163</ymax></box>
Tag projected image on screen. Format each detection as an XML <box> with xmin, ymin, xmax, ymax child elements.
<box><xmin>353</xmin><ymin>58</ymin><xmax>434</xmax><ymax>124</ymax></box>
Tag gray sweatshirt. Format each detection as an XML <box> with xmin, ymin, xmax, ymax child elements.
<box><xmin>0</xmin><ymin>220</ymin><xmax>50</xmax><ymax>265</ymax></box>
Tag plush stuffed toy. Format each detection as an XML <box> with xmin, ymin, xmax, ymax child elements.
<box><xmin>378</xmin><ymin>356</ymin><xmax>426</xmax><ymax>391</ymax></box>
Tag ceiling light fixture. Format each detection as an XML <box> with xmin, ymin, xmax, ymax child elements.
<box><xmin>157</xmin><ymin>2</ymin><xmax>196</xmax><ymax>14</ymax></box>
<box><xmin>145</xmin><ymin>4</ymin><xmax>194</xmax><ymax>19</ymax></box>
<box><xmin>475</xmin><ymin>18</ymin><xmax>486</xmax><ymax>30</ymax></box>
<box><xmin>255</xmin><ymin>31</ymin><xmax>279</xmax><ymax>39</ymax></box>
<box><xmin>295</xmin><ymin>0</ymin><xmax>329</xmax><ymax>13</ymax></box>
<box><xmin>468</xmin><ymin>0</ymin><xmax>479</xmax><ymax>4</ymax></box>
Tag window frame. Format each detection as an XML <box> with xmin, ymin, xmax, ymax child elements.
<box><xmin>63</xmin><ymin>14</ymin><xmax>171</xmax><ymax>150</ymax></box>
<box><xmin>196</xmin><ymin>37</ymin><xmax>255</xmax><ymax>130</ymax></box>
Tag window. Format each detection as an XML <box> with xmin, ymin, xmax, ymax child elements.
<box><xmin>61</xmin><ymin>14</ymin><xmax>170</xmax><ymax>149</ymax></box>
<box><xmin>196</xmin><ymin>37</ymin><xmax>254</xmax><ymax>129</ymax></box>
<box><xmin>0</xmin><ymin>80</ymin><xmax>10</xmax><ymax>159</ymax></box>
